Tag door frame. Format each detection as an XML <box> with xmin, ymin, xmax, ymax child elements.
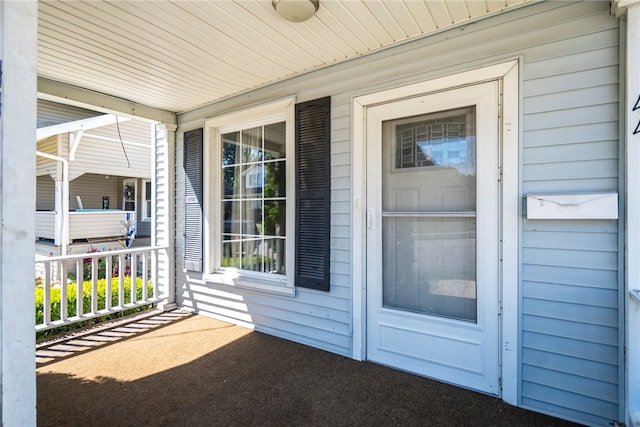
<box><xmin>351</xmin><ymin>60</ymin><xmax>520</xmax><ymax>404</ymax></box>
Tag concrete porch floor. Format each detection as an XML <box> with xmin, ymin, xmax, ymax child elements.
<box><xmin>37</xmin><ymin>311</ymin><xmax>579</xmax><ymax>427</ymax></box>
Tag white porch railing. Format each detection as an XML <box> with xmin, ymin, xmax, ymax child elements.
<box><xmin>35</xmin><ymin>246</ymin><xmax>166</xmax><ymax>332</ymax></box>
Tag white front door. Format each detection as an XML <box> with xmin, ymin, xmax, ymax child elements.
<box><xmin>366</xmin><ymin>81</ymin><xmax>501</xmax><ymax>395</ymax></box>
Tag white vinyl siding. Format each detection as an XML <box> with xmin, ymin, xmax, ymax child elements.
<box><xmin>71</xmin><ymin>174</ymin><xmax>122</xmax><ymax>210</ymax></box>
<box><xmin>37</xmin><ymin>173</ymin><xmax>123</xmax><ymax>212</ymax></box>
<box><xmin>37</xmin><ymin>99</ymin><xmax>99</xmax><ymax>128</ymax></box>
<box><xmin>175</xmin><ymin>2</ymin><xmax>622</xmax><ymax>424</ymax></box>
<box><xmin>36</xmin><ymin>175</ymin><xmax>55</xmax><ymax>211</ymax></box>
<box><xmin>67</xmin><ymin>119</ymin><xmax>152</xmax><ymax>181</ymax></box>
<box><xmin>36</xmin><ymin>136</ymin><xmax>59</xmax><ymax>177</ymax></box>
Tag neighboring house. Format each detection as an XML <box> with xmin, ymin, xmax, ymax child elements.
<box><xmin>35</xmin><ymin>101</ymin><xmax>154</xmax><ymax>256</ymax></box>
<box><xmin>3</xmin><ymin>1</ymin><xmax>640</xmax><ymax>427</ymax></box>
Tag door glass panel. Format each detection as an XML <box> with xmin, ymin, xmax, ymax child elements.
<box><xmin>381</xmin><ymin>107</ymin><xmax>477</xmax><ymax>322</ymax></box>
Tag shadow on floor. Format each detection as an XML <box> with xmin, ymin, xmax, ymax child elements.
<box><xmin>37</xmin><ymin>312</ymin><xmax>580</xmax><ymax>427</ymax></box>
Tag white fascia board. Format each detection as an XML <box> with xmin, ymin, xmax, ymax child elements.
<box><xmin>36</xmin><ymin>114</ymin><xmax>131</xmax><ymax>141</ymax></box>
<box><xmin>38</xmin><ymin>77</ymin><xmax>176</xmax><ymax>125</ymax></box>
<box><xmin>613</xmin><ymin>0</ymin><xmax>640</xmax><ymax>17</ymax></box>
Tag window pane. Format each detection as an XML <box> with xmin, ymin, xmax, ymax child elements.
<box><xmin>222</xmin><ymin>240</ymin><xmax>241</xmax><ymax>267</ymax></box>
<box><xmin>394</xmin><ymin>108</ymin><xmax>475</xmax><ymax>175</ymax></box>
<box><xmin>220</xmin><ymin>121</ymin><xmax>286</xmax><ymax>277</ymax></box>
<box><xmin>264</xmin><ymin>160</ymin><xmax>286</xmax><ymax>198</ymax></box>
<box><xmin>124</xmin><ymin>183</ymin><xmax>135</xmax><ymax>201</ymax></box>
<box><xmin>222</xmin><ymin>201</ymin><xmax>242</xmax><ymax>237</ymax></box>
<box><xmin>242</xmin><ymin>164</ymin><xmax>264</xmax><ymax>197</ymax></box>
<box><xmin>263</xmin><ymin>237</ymin><xmax>286</xmax><ymax>274</ymax></box>
<box><xmin>222</xmin><ymin>131</ymin><xmax>240</xmax><ymax>166</ymax></box>
<box><xmin>223</xmin><ymin>166</ymin><xmax>242</xmax><ymax>199</ymax></box>
<box><xmin>382</xmin><ymin>107</ymin><xmax>477</xmax><ymax>322</ymax></box>
<box><xmin>264</xmin><ymin>122</ymin><xmax>286</xmax><ymax>160</ymax></box>
<box><xmin>242</xmin><ymin>127</ymin><xmax>263</xmax><ymax>163</ymax></box>
<box><xmin>241</xmin><ymin>199</ymin><xmax>261</xmax><ymax>237</ymax></box>
<box><xmin>383</xmin><ymin>217</ymin><xmax>476</xmax><ymax>322</ymax></box>
<box><xmin>264</xmin><ymin>200</ymin><xmax>286</xmax><ymax>236</ymax></box>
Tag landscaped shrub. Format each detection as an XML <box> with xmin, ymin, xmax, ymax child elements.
<box><xmin>35</xmin><ymin>277</ymin><xmax>153</xmax><ymax>339</ymax></box>
<box><xmin>221</xmin><ymin>255</ymin><xmax>269</xmax><ymax>269</ymax></box>
<box><xmin>58</xmin><ymin>246</ymin><xmax>140</xmax><ymax>283</ymax></box>
<box><xmin>67</xmin><ymin>253</ymin><xmax>124</xmax><ymax>282</ymax></box>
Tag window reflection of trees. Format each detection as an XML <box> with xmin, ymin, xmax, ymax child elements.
<box><xmin>220</xmin><ymin>122</ymin><xmax>286</xmax><ymax>275</ymax></box>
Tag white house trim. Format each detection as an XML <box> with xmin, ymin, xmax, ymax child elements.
<box><xmin>352</xmin><ymin>60</ymin><xmax>519</xmax><ymax>404</ymax></box>
<box><xmin>618</xmin><ymin>0</ymin><xmax>640</xmax><ymax>424</ymax></box>
<box><xmin>38</xmin><ymin>77</ymin><xmax>176</xmax><ymax>125</ymax></box>
<box><xmin>36</xmin><ymin>113</ymin><xmax>131</xmax><ymax>141</ymax></box>
<box><xmin>500</xmin><ymin>60</ymin><xmax>521</xmax><ymax>406</ymax></box>
<box><xmin>0</xmin><ymin>1</ymin><xmax>38</xmax><ymax>425</ymax></box>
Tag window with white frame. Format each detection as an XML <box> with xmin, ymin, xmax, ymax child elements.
<box><xmin>221</xmin><ymin>122</ymin><xmax>287</xmax><ymax>274</ymax></box>
<box><xmin>206</xmin><ymin>99</ymin><xmax>295</xmax><ymax>292</ymax></box>
<box><xmin>185</xmin><ymin>97</ymin><xmax>331</xmax><ymax>293</ymax></box>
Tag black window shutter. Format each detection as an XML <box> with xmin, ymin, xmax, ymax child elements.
<box><xmin>183</xmin><ymin>128</ymin><xmax>203</xmax><ymax>272</ymax></box>
<box><xmin>295</xmin><ymin>97</ymin><xmax>331</xmax><ymax>291</ymax></box>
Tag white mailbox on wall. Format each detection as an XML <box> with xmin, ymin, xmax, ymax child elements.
<box><xmin>526</xmin><ymin>192</ymin><xmax>618</xmax><ymax>220</ymax></box>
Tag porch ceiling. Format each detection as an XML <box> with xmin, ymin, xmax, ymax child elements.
<box><xmin>38</xmin><ymin>0</ymin><xmax>529</xmax><ymax>115</ymax></box>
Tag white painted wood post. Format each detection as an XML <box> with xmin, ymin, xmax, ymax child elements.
<box><xmin>619</xmin><ymin>1</ymin><xmax>640</xmax><ymax>425</ymax></box>
<box><xmin>154</xmin><ymin>123</ymin><xmax>177</xmax><ymax>311</ymax></box>
<box><xmin>0</xmin><ymin>0</ymin><xmax>38</xmax><ymax>425</ymax></box>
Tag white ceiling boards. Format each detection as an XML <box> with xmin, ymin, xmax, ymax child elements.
<box><xmin>37</xmin><ymin>0</ymin><xmax>529</xmax><ymax>114</ymax></box>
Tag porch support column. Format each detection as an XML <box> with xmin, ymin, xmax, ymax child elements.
<box><xmin>0</xmin><ymin>0</ymin><xmax>38</xmax><ymax>425</ymax></box>
<box><xmin>617</xmin><ymin>0</ymin><xmax>640</xmax><ymax>425</ymax></box>
<box><xmin>154</xmin><ymin>123</ymin><xmax>177</xmax><ymax>311</ymax></box>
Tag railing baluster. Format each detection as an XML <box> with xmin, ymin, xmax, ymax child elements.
<box><xmin>130</xmin><ymin>253</ymin><xmax>137</xmax><ymax>304</ymax></box>
<box><xmin>76</xmin><ymin>259</ymin><xmax>83</xmax><ymax>317</ymax></box>
<box><xmin>118</xmin><ymin>254</ymin><xmax>125</xmax><ymax>307</ymax></box>
<box><xmin>60</xmin><ymin>262</ymin><xmax>68</xmax><ymax>322</ymax></box>
<box><xmin>151</xmin><ymin>249</ymin><xmax>158</xmax><ymax>300</ymax></box>
<box><xmin>91</xmin><ymin>257</ymin><xmax>98</xmax><ymax>314</ymax></box>
<box><xmin>141</xmin><ymin>251</ymin><xmax>148</xmax><ymax>302</ymax></box>
<box><xmin>105</xmin><ymin>255</ymin><xmax>112</xmax><ymax>311</ymax></box>
<box><xmin>35</xmin><ymin>246</ymin><xmax>164</xmax><ymax>332</ymax></box>
<box><xmin>43</xmin><ymin>262</ymin><xmax>51</xmax><ymax>326</ymax></box>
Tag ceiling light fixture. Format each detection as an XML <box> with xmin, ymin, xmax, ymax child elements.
<box><xmin>272</xmin><ymin>0</ymin><xmax>319</xmax><ymax>22</ymax></box>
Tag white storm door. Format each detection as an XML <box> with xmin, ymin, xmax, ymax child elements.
<box><xmin>365</xmin><ymin>81</ymin><xmax>500</xmax><ymax>395</ymax></box>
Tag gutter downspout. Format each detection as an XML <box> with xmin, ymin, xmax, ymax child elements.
<box><xmin>36</xmin><ymin>151</ymin><xmax>69</xmax><ymax>256</ymax></box>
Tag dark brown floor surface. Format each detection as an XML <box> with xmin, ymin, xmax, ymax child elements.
<box><xmin>37</xmin><ymin>310</ymin><xmax>581</xmax><ymax>427</ymax></box>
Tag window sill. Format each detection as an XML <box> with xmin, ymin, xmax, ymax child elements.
<box><xmin>202</xmin><ymin>269</ymin><xmax>295</xmax><ymax>296</ymax></box>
